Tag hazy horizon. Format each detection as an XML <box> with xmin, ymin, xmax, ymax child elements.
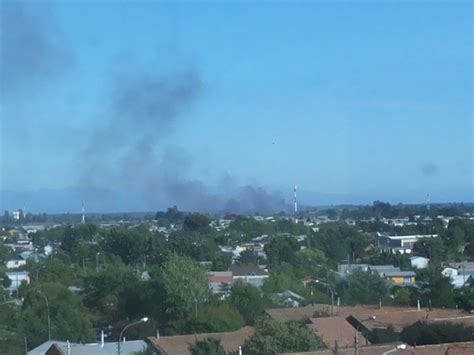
<box><xmin>1</xmin><ymin>1</ymin><xmax>473</xmax><ymax>214</ymax></box>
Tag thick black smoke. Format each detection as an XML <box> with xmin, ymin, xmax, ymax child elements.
<box><xmin>0</xmin><ymin>1</ymin><xmax>287</xmax><ymax>214</ymax></box>
<box><xmin>0</xmin><ymin>0</ymin><xmax>71</xmax><ymax>94</ymax></box>
<box><xmin>79</xmin><ymin>69</ymin><xmax>287</xmax><ymax>214</ymax></box>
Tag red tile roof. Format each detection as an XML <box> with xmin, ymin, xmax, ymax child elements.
<box><xmin>148</xmin><ymin>326</ymin><xmax>254</xmax><ymax>355</ymax></box>
<box><xmin>282</xmin><ymin>341</ymin><xmax>474</xmax><ymax>355</ymax></box>
<box><xmin>208</xmin><ymin>275</ymin><xmax>233</xmax><ymax>283</ymax></box>
<box><xmin>266</xmin><ymin>305</ymin><xmax>471</xmax><ymax>332</ymax></box>
<box><xmin>308</xmin><ymin>317</ymin><xmax>368</xmax><ymax>349</ymax></box>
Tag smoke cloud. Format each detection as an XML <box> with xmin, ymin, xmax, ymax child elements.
<box><xmin>422</xmin><ymin>163</ymin><xmax>438</xmax><ymax>177</ymax></box>
<box><xmin>0</xmin><ymin>0</ymin><xmax>72</xmax><ymax>94</ymax></box>
<box><xmin>0</xmin><ymin>1</ymin><xmax>287</xmax><ymax>214</ymax></box>
<box><xmin>79</xmin><ymin>69</ymin><xmax>287</xmax><ymax>214</ymax></box>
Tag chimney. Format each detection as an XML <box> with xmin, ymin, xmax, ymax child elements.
<box><xmin>101</xmin><ymin>330</ymin><xmax>105</xmax><ymax>348</ymax></box>
<box><xmin>417</xmin><ymin>299</ymin><xmax>421</xmax><ymax>311</ymax></box>
<box><xmin>238</xmin><ymin>345</ymin><xmax>242</xmax><ymax>355</ymax></box>
<box><xmin>67</xmin><ymin>340</ymin><xmax>71</xmax><ymax>355</ymax></box>
<box><xmin>156</xmin><ymin>329</ymin><xmax>160</xmax><ymax>340</ymax></box>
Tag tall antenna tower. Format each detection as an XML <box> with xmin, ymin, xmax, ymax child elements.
<box><xmin>294</xmin><ymin>186</ymin><xmax>298</xmax><ymax>214</ymax></box>
<box><xmin>81</xmin><ymin>201</ymin><xmax>86</xmax><ymax>224</ymax></box>
<box><xmin>426</xmin><ymin>194</ymin><xmax>431</xmax><ymax>212</ymax></box>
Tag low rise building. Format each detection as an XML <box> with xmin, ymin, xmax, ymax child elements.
<box><xmin>231</xmin><ymin>265</ymin><xmax>269</xmax><ymax>288</ymax></box>
<box><xmin>208</xmin><ymin>271</ymin><xmax>233</xmax><ymax>294</ymax></box>
<box><xmin>148</xmin><ymin>326</ymin><xmax>254</xmax><ymax>355</ymax></box>
<box><xmin>377</xmin><ymin>234</ymin><xmax>438</xmax><ymax>254</ymax></box>
<box><xmin>6</xmin><ymin>259</ymin><xmax>27</xmax><ymax>269</ymax></box>
<box><xmin>5</xmin><ymin>271</ymin><xmax>30</xmax><ymax>294</ymax></box>
<box><xmin>410</xmin><ymin>256</ymin><xmax>430</xmax><ymax>269</ymax></box>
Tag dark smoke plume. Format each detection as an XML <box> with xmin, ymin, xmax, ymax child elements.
<box><xmin>0</xmin><ymin>0</ymin><xmax>72</xmax><ymax>94</ymax></box>
<box><xmin>79</xmin><ymin>68</ymin><xmax>287</xmax><ymax>214</ymax></box>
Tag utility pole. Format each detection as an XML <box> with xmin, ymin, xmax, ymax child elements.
<box><xmin>37</xmin><ymin>291</ymin><xmax>51</xmax><ymax>341</ymax></box>
<box><xmin>96</xmin><ymin>253</ymin><xmax>101</xmax><ymax>273</ymax></box>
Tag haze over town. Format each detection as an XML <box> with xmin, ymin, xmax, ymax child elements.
<box><xmin>1</xmin><ymin>1</ymin><xmax>472</xmax><ymax>214</ymax></box>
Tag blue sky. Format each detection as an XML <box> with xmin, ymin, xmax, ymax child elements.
<box><xmin>0</xmin><ymin>0</ymin><xmax>472</xmax><ymax>213</ymax></box>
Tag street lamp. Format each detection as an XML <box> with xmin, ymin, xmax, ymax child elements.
<box><xmin>382</xmin><ymin>343</ymin><xmax>407</xmax><ymax>354</ymax></box>
<box><xmin>96</xmin><ymin>252</ymin><xmax>101</xmax><ymax>273</ymax></box>
<box><xmin>355</xmin><ymin>316</ymin><xmax>376</xmax><ymax>355</ymax></box>
<box><xmin>37</xmin><ymin>291</ymin><xmax>51</xmax><ymax>341</ymax></box>
<box><xmin>117</xmin><ymin>317</ymin><xmax>148</xmax><ymax>355</ymax></box>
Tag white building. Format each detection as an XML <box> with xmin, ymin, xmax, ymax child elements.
<box><xmin>378</xmin><ymin>234</ymin><xmax>438</xmax><ymax>253</ymax></box>
<box><xmin>409</xmin><ymin>256</ymin><xmax>430</xmax><ymax>269</ymax></box>
<box><xmin>6</xmin><ymin>259</ymin><xmax>27</xmax><ymax>269</ymax></box>
<box><xmin>6</xmin><ymin>271</ymin><xmax>30</xmax><ymax>294</ymax></box>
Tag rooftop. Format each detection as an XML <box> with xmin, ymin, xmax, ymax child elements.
<box><xmin>282</xmin><ymin>341</ymin><xmax>474</xmax><ymax>355</ymax></box>
<box><xmin>28</xmin><ymin>340</ymin><xmax>148</xmax><ymax>355</ymax></box>
<box><xmin>148</xmin><ymin>326</ymin><xmax>254</xmax><ymax>355</ymax></box>
<box><xmin>307</xmin><ymin>317</ymin><xmax>368</xmax><ymax>349</ymax></box>
<box><xmin>266</xmin><ymin>305</ymin><xmax>471</xmax><ymax>332</ymax></box>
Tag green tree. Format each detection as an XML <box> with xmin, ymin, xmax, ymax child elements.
<box><xmin>229</xmin><ymin>280</ymin><xmax>267</xmax><ymax>324</ymax></box>
<box><xmin>312</xmin><ymin>223</ymin><xmax>367</xmax><ymax>266</ymax></box>
<box><xmin>413</xmin><ymin>238</ymin><xmax>445</xmax><ymax>263</ymax></box>
<box><xmin>194</xmin><ymin>304</ymin><xmax>245</xmax><ymax>333</ymax></box>
<box><xmin>264</xmin><ymin>237</ymin><xmax>299</xmax><ymax>265</ymax></box>
<box><xmin>100</xmin><ymin>227</ymin><xmax>148</xmax><ymax>264</ymax></box>
<box><xmin>21</xmin><ymin>283</ymin><xmax>92</xmax><ymax>349</ymax></box>
<box><xmin>0</xmin><ymin>271</ymin><xmax>12</xmax><ymax>288</ymax></box>
<box><xmin>401</xmin><ymin>321</ymin><xmax>474</xmax><ymax>345</ymax></box>
<box><xmin>294</xmin><ymin>248</ymin><xmax>327</xmax><ymax>277</ymax></box>
<box><xmin>239</xmin><ymin>249</ymin><xmax>259</xmax><ymax>265</ymax></box>
<box><xmin>393</xmin><ymin>288</ymin><xmax>412</xmax><ymax>306</ymax></box>
<box><xmin>212</xmin><ymin>253</ymin><xmax>232</xmax><ymax>271</ymax></box>
<box><xmin>189</xmin><ymin>338</ymin><xmax>226</xmax><ymax>355</ymax></box>
<box><xmin>416</xmin><ymin>266</ymin><xmax>455</xmax><ymax>308</ymax></box>
<box><xmin>261</xmin><ymin>272</ymin><xmax>305</xmax><ymax>295</ymax></box>
<box><xmin>0</xmin><ymin>302</ymin><xmax>23</xmax><ymax>355</ymax></box>
<box><xmin>29</xmin><ymin>259</ymin><xmax>75</xmax><ymax>285</ymax></box>
<box><xmin>161</xmin><ymin>254</ymin><xmax>211</xmax><ymax>325</ymax></box>
<box><xmin>183</xmin><ymin>214</ymin><xmax>212</xmax><ymax>233</ymax></box>
<box><xmin>337</xmin><ymin>269</ymin><xmax>388</xmax><ymax>305</ymax></box>
<box><xmin>464</xmin><ymin>242</ymin><xmax>474</xmax><ymax>259</ymax></box>
<box><xmin>455</xmin><ymin>288</ymin><xmax>474</xmax><ymax>312</ymax></box>
<box><xmin>82</xmin><ymin>263</ymin><xmax>138</xmax><ymax>314</ymax></box>
<box><xmin>243</xmin><ymin>317</ymin><xmax>323</xmax><ymax>355</ymax></box>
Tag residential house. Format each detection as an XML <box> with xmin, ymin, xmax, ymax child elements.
<box><xmin>307</xmin><ymin>316</ymin><xmax>368</xmax><ymax>349</ymax></box>
<box><xmin>281</xmin><ymin>341</ymin><xmax>474</xmax><ymax>354</ymax></box>
<box><xmin>273</xmin><ymin>290</ymin><xmax>305</xmax><ymax>308</ymax></box>
<box><xmin>338</xmin><ymin>264</ymin><xmax>369</xmax><ymax>275</ymax></box>
<box><xmin>441</xmin><ymin>266</ymin><xmax>473</xmax><ymax>289</ymax></box>
<box><xmin>230</xmin><ymin>265</ymin><xmax>269</xmax><ymax>288</ymax></box>
<box><xmin>6</xmin><ymin>259</ymin><xmax>27</xmax><ymax>269</ymax></box>
<box><xmin>5</xmin><ymin>271</ymin><xmax>30</xmax><ymax>294</ymax></box>
<box><xmin>267</xmin><ymin>304</ymin><xmax>474</xmax><ymax>333</ymax></box>
<box><xmin>382</xmin><ymin>270</ymin><xmax>416</xmax><ymax>285</ymax></box>
<box><xmin>208</xmin><ymin>271</ymin><xmax>233</xmax><ymax>294</ymax></box>
<box><xmin>302</xmin><ymin>276</ymin><xmax>316</xmax><ymax>287</ymax></box>
<box><xmin>410</xmin><ymin>256</ymin><xmax>430</xmax><ymax>269</ymax></box>
<box><xmin>148</xmin><ymin>326</ymin><xmax>254</xmax><ymax>355</ymax></box>
<box><xmin>28</xmin><ymin>340</ymin><xmax>149</xmax><ymax>355</ymax></box>
<box><xmin>368</xmin><ymin>265</ymin><xmax>416</xmax><ymax>285</ymax></box>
